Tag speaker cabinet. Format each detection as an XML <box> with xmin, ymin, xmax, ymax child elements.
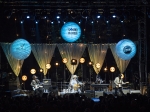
<box><xmin>123</xmin><ymin>89</ymin><xmax>130</xmax><ymax>94</ymax></box>
<box><xmin>95</xmin><ymin>91</ymin><xmax>103</xmax><ymax>98</ymax></box>
<box><xmin>130</xmin><ymin>90</ymin><xmax>141</xmax><ymax>94</ymax></box>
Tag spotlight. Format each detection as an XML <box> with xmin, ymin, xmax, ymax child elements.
<box><xmin>35</xmin><ymin>21</ymin><xmax>38</xmax><ymax>24</ymax></box>
<box><xmin>51</xmin><ymin>21</ymin><xmax>54</xmax><ymax>24</ymax></box>
<box><xmin>26</xmin><ymin>16</ymin><xmax>30</xmax><ymax>19</ymax></box>
<box><xmin>20</xmin><ymin>20</ymin><xmax>24</xmax><ymax>24</ymax></box>
<box><xmin>112</xmin><ymin>15</ymin><xmax>116</xmax><ymax>18</ymax></box>
<box><xmin>71</xmin><ymin>59</ymin><xmax>77</xmax><ymax>65</ymax></box>
<box><xmin>97</xmin><ymin>15</ymin><xmax>100</xmax><ymax>18</ymax></box>
<box><xmin>78</xmin><ymin>21</ymin><xmax>81</xmax><ymax>24</ymax></box>
<box><xmin>106</xmin><ymin>21</ymin><xmax>109</xmax><ymax>23</ymax></box>
<box><xmin>91</xmin><ymin>21</ymin><xmax>93</xmax><ymax>24</ymax></box>
<box><xmin>56</xmin><ymin>16</ymin><xmax>60</xmax><ymax>19</ymax></box>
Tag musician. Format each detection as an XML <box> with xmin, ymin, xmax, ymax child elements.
<box><xmin>95</xmin><ymin>75</ymin><xmax>104</xmax><ymax>84</ymax></box>
<box><xmin>114</xmin><ymin>74</ymin><xmax>126</xmax><ymax>96</ymax></box>
<box><xmin>31</xmin><ymin>75</ymin><xmax>44</xmax><ymax>97</ymax></box>
<box><xmin>70</xmin><ymin>75</ymin><xmax>83</xmax><ymax>93</ymax></box>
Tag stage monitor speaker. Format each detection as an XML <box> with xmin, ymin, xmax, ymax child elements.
<box><xmin>130</xmin><ymin>90</ymin><xmax>141</xmax><ymax>94</ymax></box>
<box><xmin>84</xmin><ymin>92</ymin><xmax>94</xmax><ymax>98</ymax></box>
<box><xmin>123</xmin><ymin>89</ymin><xmax>130</xmax><ymax>94</ymax></box>
<box><xmin>95</xmin><ymin>91</ymin><xmax>103</xmax><ymax>98</ymax></box>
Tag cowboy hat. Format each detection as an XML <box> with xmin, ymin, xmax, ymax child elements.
<box><xmin>72</xmin><ymin>75</ymin><xmax>78</xmax><ymax>78</ymax></box>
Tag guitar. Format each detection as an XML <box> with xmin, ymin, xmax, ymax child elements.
<box><xmin>73</xmin><ymin>82</ymin><xmax>85</xmax><ymax>91</ymax></box>
<box><xmin>32</xmin><ymin>83</ymin><xmax>43</xmax><ymax>91</ymax></box>
<box><xmin>116</xmin><ymin>82</ymin><xmax>129</xmax><ymax>88</ymax></box>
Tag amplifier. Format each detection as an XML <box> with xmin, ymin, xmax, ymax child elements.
<box><xmin>43</xmin><ymin>79</ymin><xmax>51</xmax><ymax>85</ymax></box>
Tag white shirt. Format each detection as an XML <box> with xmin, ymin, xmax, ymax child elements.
<box><xmin>114</xmin><ymin>77</ymin><xmax>125</xmax><ymax>87</ymax></box>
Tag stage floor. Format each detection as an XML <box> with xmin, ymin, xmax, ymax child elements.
<box><xmin>1</xmin><ymin>89</ymin><xmax>142</xmax><ymax>98</ymax></box>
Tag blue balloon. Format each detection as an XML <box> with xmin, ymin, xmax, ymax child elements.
<box><xmin>115</xmin><ymin>39</ymin><xmax>136</xmax><ymax>60</ymax></box>
<box><xmin>61</xmin><ymin>22</ymin><xmax>81</xmax><ymax>42</ymax></box>
<box><xmin>10</xmin><ymin>39</ymin><xmax>31</xmax><ymax>60</ymax></box>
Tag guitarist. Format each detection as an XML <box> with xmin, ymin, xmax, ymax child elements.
<box><xmin>70</xmin><ymin>75</ymin><xmax>83</xmax><ymax>93</ymax></box>
<box><xmin>114</xmin><ymin>74</ymin><xmax>128</xmax><ymax>96</ymax></box>
<box><xmin>31</xmin><ymin>75</ymin><xmax>44</xmax><ymax>97</ymax></box>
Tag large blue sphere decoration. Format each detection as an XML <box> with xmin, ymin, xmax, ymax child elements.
<box><xmin>115</xmin><ymin>39</ymin><xmax>136</xmax><ymax>60</ymax></box>
<box><xmin>10</xmin><ymin>39</ymin><xmax>31</xmax><ymax>60</ymax></box>
<box><xmin>61</xmin><ymin>22</ymin><xmax>81</xmax><ymax>42</ymax></box>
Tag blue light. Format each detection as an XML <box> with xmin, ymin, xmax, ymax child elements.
<box><xmin>121</xmin><ymin>20</ymin><xmax>124</xmax><ymax>23</ymax></box>
<box><xmin>61</xmin><ymin>22</ymin><xmax>81</xmax><ymax>42</ymax></box>
<box><xmin>97</xmin><ymin>15</ymin><xmax>100</xmax><ymax>18</ymax></box>
<box><xmin>10</xmin><ymin>39</ymin><xmax>31</xmax><ymax>60</ymax></box>
<box><xmin>91</xmin><ymin>21</ymin><xmax>93</xmax><ymax>24</ymax></box>
<box><xmin>113</xmin><ymin>15</ymin><xmax>116</xmax><ymax>18</ymax></box>
<box><xmin>57</xmin><ymin>16</ymin><xmax>60</xmax><ymax>19</ymax></box>
<box><xmin>27</xmin><ymin>16</ymin><xmax>30</xmax><ymax>19</ymax></box>
<box><xmin>35</xmin><ymin>21</ymin><xmax>38</xmax><ymax>24</ymax></box>
<box><xmin>78</xmin><ymin>22</ymin><xmax>80</xmax><ymax>24</ymax></box>
<box><xmin>20</xmin><ymin>21</ymin><xmax>23</xmax><ymax>24</ymax></box>
<box><xmin>51</xmin><ymin>21</ymin><xmax>53</xmax><ymax>24</ymax></box>
<box><xmin>106</xmin><ymin>21</ymin><xmax>109</xmax><ymax>23</ymax></box>
<box><xmin>115</xmin><ymin>39</ymin><xmax>136</xmax><ymax>60</ymax></box>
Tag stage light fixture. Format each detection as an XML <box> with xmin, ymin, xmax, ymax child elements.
<box><xmin>80</xmin><ymin>58</ymin><xmax>85</xmax><ymax>64</ymax></box>
<box><xmin>88</xmin><ymin>61</ymin><xmax>93</xmax><ymax>66</ymax></box>
<box><xmin>112</xmin><ymin>15</ymin><xmax>116</xmax><ymax>18</ymax></box>
<box><xmin>62</xmin><ymin>58</ymin><xmax>68</xmax><ymax>64</ymax></box>
<box><xmin>22</xmin><ymin>75</ymin><xmax>27</xmax><ymax>81</ymax></box>
<box><xmin>46</xmin><ymin>64</ymin><xmax>51</xmax><ymax>69</ymax></box>
<box><xmin>30</xmin><ymin>69</ymin><xmax>36</xmax><ymax>74</ymax></box>
<box><xmin>95</xmin><ymin>63</ymin><xmax>101</xmax><ymax>69</ymax></box>
<box><xmin>71</xmin><ymin>59</ymin><xmax>77</xmax><ymax>65</ymax></box>
<box><xmin>20</xmin><ymin>20</ymin><xmax>23</xmax><ymax>24</ymax></box>
<box><xmin>97</xmin><ymin>15</ymin><xmax>100</xmax><ymax>18</ymax></box>
<box><xmin>57</xmin><ymin>16</ymin><xmax>60</xmax><ymax>19</ymax></box>
<box><xmin>40</xmin><ymin>68</ymin><xmax>43</xmax><ymax>72</ymax></box>
<box><xmin>55</xmin><ymin>62</ymin><xmax>59</xmax><ymax>66</ymax></box>
<box><xmin>110</xmin><ymin>67</ymin><xmax>115</xmax><ymax>72</ymax></box>
<box><xmin>27</xmin><ymin>16</ymin><xmax>30</xmax><ymax>19</ymax></box>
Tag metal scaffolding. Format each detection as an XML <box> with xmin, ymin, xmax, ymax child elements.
<box><xmin>138</xmin><ymin>7</ymin><xmax>147</xmax><ymax>94</ymax></box>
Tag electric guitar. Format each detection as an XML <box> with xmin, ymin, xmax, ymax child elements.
<box><xmin>32</xmin><ymin>83</ymin><xmax>43</xmax><ymax>91</ymax></box>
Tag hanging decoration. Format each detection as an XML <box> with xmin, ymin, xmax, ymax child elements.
<box><xmin>61</xmin><ymin>22</ymin><xmax>81</xmax><ymax>42</ymax></box>
<box><xmin>115</xmin><ymin>39</ymin><xmax>136</xmax><ymax>60</ymax></box>
<box><xmin>10</xmin><ymin>38</ymin><xmax>31</xmax><ymax>60</ymax></box>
